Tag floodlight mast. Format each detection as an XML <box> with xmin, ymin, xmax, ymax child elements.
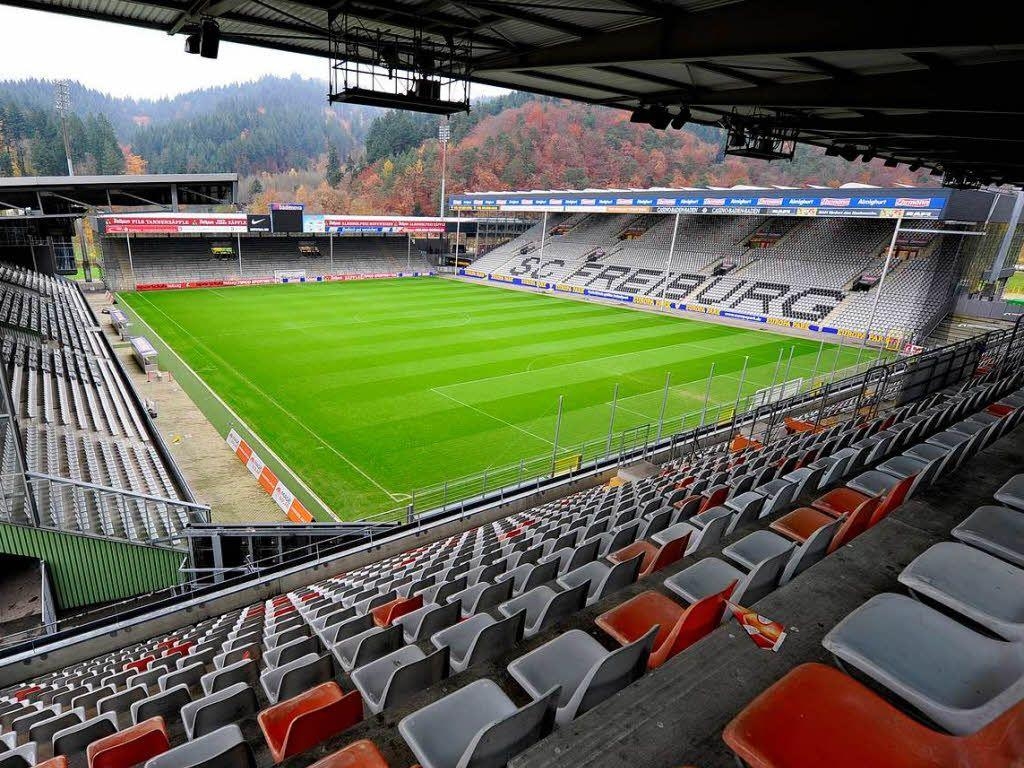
<box><xmin>54</xmin><ymin>80</ymin><xmax>74</xmax><ymax>176</ymax></box>
<box><xmin>439</xmin><ymin>121</ymin><xmax>450</xmax><ymax>220</ymax></box>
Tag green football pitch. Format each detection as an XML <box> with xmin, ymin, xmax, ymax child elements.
<box><xmin>119</xmin><ymin>278</ymin><xmax>871</xmax><ymax>521</ymax></box>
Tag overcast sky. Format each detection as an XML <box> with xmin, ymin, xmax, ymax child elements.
<box><xmin>0</xmin><ymin>5</ymin><xmax>493</xmax><ymax>99</ymax></box>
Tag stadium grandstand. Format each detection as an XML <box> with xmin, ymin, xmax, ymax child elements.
<box><xmin>0</xmin><ymin>1</ymin><xmax>1024</xmax><ymax>767</ymax></box>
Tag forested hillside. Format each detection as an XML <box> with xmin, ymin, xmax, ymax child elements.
<box><xmin>0</xmin><ymin>77</ymin><xmax>932</xmax><ymax>215</ymax></box>
<box><xmin>252</xmin><ymin>95</ymin><xmax>932</xmax><ymax>215</ymax></box>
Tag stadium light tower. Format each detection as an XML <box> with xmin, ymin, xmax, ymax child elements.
<box><xmin>438</xmin><ymin>120</ymin><xmax>450</xmax><ymax>219</ymax></box>
<box><xmin>54</xmin><ymin>80</ymin><xmax>75</xmax><ymax>176</ymax></box>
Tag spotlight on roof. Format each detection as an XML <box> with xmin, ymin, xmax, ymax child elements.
<box><xmin>184</xmin><ymin>32</ymin><xmax>201</xmax><ymax>54</ymax></box>
<box><xmin>630</xmin><ymin>106</ymin><xmax>653</xmax><ymax>124</ymax></box>
<box><xmin>860</xmin><ymin>147</ymin><xmax>876</xmax><ymax>163</ymax></box>
<box><xmin>908</xmin><ymin>160</ymin><xmax>922</xmax><ymax>172</ymax></box>
<box><xmin>930</xmin><ymin>166</ymin><xmax>944</xmax><ymax>177</ymax></box>
<box><xmin>199</xmin><ymin>19</ymin><xmax>220</xmax><ymax>59</ymax></box>
<box><xmin>824</xmin><ymin>145</ymin><xmax>840</xmax><ymax>157</ymax></box>
<box><xmin>670</xmin><ymin>106</ymin><xmax>691</xmax><ymax>130</ymax></box>
<box><xmin>648</xmin><ymin>105</ymin><xmax>671</xmax><ymax>130</ymax></box>
<box><xmin>883</xmin><ymin>157</ymin><xmax>899</xmax><ymax>168</ymax></box>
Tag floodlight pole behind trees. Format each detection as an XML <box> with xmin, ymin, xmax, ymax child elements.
<box><xmin>55</xmin><ymin>80</ymin><xmax>93</xmax><ymax>282</ymax></box>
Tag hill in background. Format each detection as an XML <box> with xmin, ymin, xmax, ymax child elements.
<box><xmin>0</xmin><ymin>77</ymin><xmax>931</xmax><ymax>214</ymax></box>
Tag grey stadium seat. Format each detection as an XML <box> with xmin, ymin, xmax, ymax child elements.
<box><xmin>52</xmin><ymin>712</ymin><xmax>118</xmax><ymax>758</ymax></box>
<box><xmin>143</xmin><ymin>724</ymin><xmax>256</xmax><ymax>768</ymax></box>
<box><xmin>260</xmin><ymin>652</ymin><xmax>333</xmax><ymax>704</ymax></box>
<box><xmin>507</xmin><ymin>627</ymin><xmax>656</xmax><ymax>724</ymax></box>
<box><xmin>498</xmin><ymin>582</ymin><xmax>590</xmax><ymax>639</ymax></box>
<box><xmin>0</xmin><ymin>744</ymin><xmax>36</xmax><ymax>768</ymax></box>
<box><xmin>430</xmin><ymin>610</ymin><xmax>526</xmax><ymax>673</ymax></box>
<box><xmin>995</xmin><ymin>474</ymin><xmax>1024</xmax><ymax>511</ymax></box>
<box><xmin>952</xmin><ymin>506</ymin><xmax>1024</xmax><ymax>567</ymax></box>
<box><xmin>898</xmin><ymin>542</ymin><xmax>1024</xmax><ymax>641</ymax></box>
<box><xmin>396</xmin><ymin>599</ymin><xmax>462</xmax><ymax>644</ymax></box>
<box><xmin>399</xmin><ymin>679</ymin><xmax>559</xmax><ymax>768</ymax></box>
<box><xmin>822</xmin><ymin>593</ymin><xmax>1024</xmax><ymax>735</ymax></box>
<box><xmin>332</xmin><ymin>624</ymin><xmax>404</xmax><ymax>673</ymax></box>
<box><xmin>181</xmin><ymin>682</ymin><xmax>258</xmax><ymax>740</ymax></box>
<box><xmin>556</xmin><ymin>554</ymin><xmax>643</xmax><ymax>606</ymax></box>
<box><xmin>200</xmin><ymin>658</ymin><xmax>258</xmax><ymax>696</ymax></box>
<box><xmin>131</xmin><ymin>684</ymin><xmax>191</xmax><ymax>726</ymax></box>
<box><xmin>351</xmin><ymin>645</ymin><xmax>450</xmax><ymax>715</ymax></box>
<box><xmin>724</xmin><ymin>519</ymin><xmax>840</xmax><ymax>586</ymax></box>
<box><xmin>663</xmin><ymin>544</ymin><xmax>793</xmax><ymax>607</ymax></box>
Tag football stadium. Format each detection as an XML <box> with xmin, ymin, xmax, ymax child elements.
<box><xmin>0</xmin><ymin>3</ymin><xmax>1023</xmax><ymax>768</ymax></box>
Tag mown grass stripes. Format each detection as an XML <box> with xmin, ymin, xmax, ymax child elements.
<box><xmin>121</xmin><ymin>278</ymin><xmax>865</xmax><ymax>520</ymax></box>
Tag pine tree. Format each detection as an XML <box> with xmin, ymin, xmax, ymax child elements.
<box><xmin>325</xmin><ymin>144</ymin><xmax>343</xmax><ymax>188</ymax></box>
<box><xmin>248</xmin><ymin>178</ymin><xmax>264</xmax><ymax>201</ymax></box>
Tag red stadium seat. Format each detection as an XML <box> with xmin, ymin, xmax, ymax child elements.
<box><xmin>771</xmin><ymin>497</ymin><xmax>878</xmax><ymax>553</ymax></box>
<box><xmin>123</xmin><ymin>656</ymin><xmax>154</xmax><ymax>674</ymax></box>
<box><xmin>700</xmin><ymin>486</ymin><xmax>729</xmax><ymax>513</ymax></box>
<box><xmin>596</xmin><ymin>583</ymin><xmax>735</xmax><ymax>669</ymax></box>
<box><xmin>608</xmin><ymin>531</ymin><xmax>690</xmax><ymax>577</ymax></box>
<box><xmin>13</xmin><ymin>685</ymin><xmax>42</xmax><ymax>701</ymax></box>
<box><xmin>987</xmin><ymin>403</ymin><xmax>1016</xmax><ymax>417</ymax></box>
<box><xmin>258</xmin><ymin>682</ymin><xmax>363</xmax><ymax>763</ymax></box>
<box><xmin>371</xmin><ymin>595</ymin><xmax>424</xmax><ymax>627</ymax></box>
<box><xmin>723</xmin><ymin>663</ymin><xmax>1024</xmax><ymax>768</ymax></box>
<box><xmin>87</xmin><ymin>716</ymin><xmax>169</xmax><ymax>768</ymax></box>
<box><xmin>812</xmin><ymin>474</ymin><xmax>913</xmax><ymax>523</ymax></box>
<box><xmin>36</xmin><ymin>758</ymin><xmax>70</xmax><ymax>768</ymax></box>
<box><xmin>309</xmin><ymin>740</ymin><xmax>389</xmax><ymax>768</ymax></box>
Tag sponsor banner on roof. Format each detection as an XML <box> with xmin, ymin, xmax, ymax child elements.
<box><xmin>305</xmin><ymin>215</ymin><xmax>445</xmax><ymax>235</ymax></box>
<box><xmin>449</xmin><ymin>190</ymin><xmax>948</xmax><ymax>218</ymax></box>
<box><xmin>100</xmin><ymin>213</ymin><xmax>250</xmax><ymax>234</ymax></box>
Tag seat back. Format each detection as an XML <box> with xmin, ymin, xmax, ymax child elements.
<box><xmin>735</xmin><ymin>545</ymin><xmax>795</xmax><ymax>605</ymax></box>
<box><xmin>639</xmin><ymin>508</ymin><xmax>673</xmax><ymax>540</ymax></box>
<box><xmin>461</xmin><ymin>687</ymin><xmax>559</xmax><ymax>768</ymax></box>
<box><xmin>671</xmin><ymin>496</ymin><xmax>701</xmax><ymax>522</ymax></box>
<box><xmin>565</xmin><ymin>627</ymin><xmax>657</xmax><ymax>722</ymax></box>
<box><xmin>829</xmin><ymin>498</ymin><xmax>880</xmax><ymax>554</ymax></box>
<box><xmin>565</xmin><ymin>538</ymin><xmax>600</xmax><ymax>572</ymax></box>
<box><xmin>53</xmin><ymin>712</ymin><xmax>118</xmax><ymax>758</ymax></box>
<box><xmin>466</xmin><ymin>611</ymin><xmax>526</xmax><ymax>668</ymax></box>
<box><xmin>404</xmin><ymin>599</ymin><xmax>461</xmax><ymax>643</ymax></box>
<box><xmin>657</xmin><ymin>582</ymin><xmax>736</xmax><ymax>666</ymax></box>
<box><xmin>520</xmin><ymin>560</ymin><xmax>559</xmax><ymax>594</ymax></box>
<box><xmin>380</xmin><ymin>647</ymin><xmax>450</xmax><ymax>712</ymax></box>
<box><xmin>372</xmin><ymin>595</ymin><xmax>424</xmax><ymax>627</ymax></box>
<box><xmin>869</xmin><ymin>476</ymin><xmax>914</xmax><ymax>527</ymax></box>
<box><xmin>594</xmin><ymin>555</ymin><xmax>643</xmax><ymax>603</ymax></box>
<box><xmin>533</xmin><ymin>582</ymin><xmax>589</xmax><ymax>634</ymax></box>
<box><xmin>257</xmin><ymin>683</ymin><xmax>362</xmax><ymax>763</ymax></box>
<box><xmin>700</xmin><ymin>485</ymin><xmax>730</xmax><ymax>513</ymax></box>
<box><xmin>87</xmin><ymin>716</ymin><xmax>169</xmax><ymax>768</ymax></box>
<box><xmin>143</xmin><ymin>724</ymin><xmax>256</xmax><ymax>768</ymax></box>
<box><xmin>275</xmin><ymin>653</ymin><xmax>335</xmax><ymax>703</ymax></box>
<box><xmin>643</xmin><ymin>531</ymin><xmax>690</xmax><ymax>576</ymax></box>
<box><xmin>781</xmin><ymin>517</ymin><xmax>842</xmax><ymax>585</ymax></box>
<box><xmin>694</xmin><ymin>512</ymin><xmax>730</xmax><ymax>553</ymax></box>
<box><xmin>321</xmin><ymin>613</ymin><xmax>374</xmax><ymax>647</ymax></box>
<box><xmin>183</xmin><ymin>683</ymin><xmax>258</xmax><ymax>740</ymax></box>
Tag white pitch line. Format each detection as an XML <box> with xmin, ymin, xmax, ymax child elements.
<box><xmin>130</xmin><ymin>293</ymin><xmax>402</xmax><ymax>504</ymax></box>
<box><xmin>430</xmin><ymin>387</ymin><xmax>555</xmax><ymax>446</ymax></box>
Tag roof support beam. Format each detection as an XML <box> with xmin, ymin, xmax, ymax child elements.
<box><xmin>476</xmin><ymin>1</ymin><xmax>1024</xmax><ymax>71</ymax></box>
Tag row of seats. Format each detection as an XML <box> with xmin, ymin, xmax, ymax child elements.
<box><xmin>2</xmin><ymin>369</ymin><xmax>1019</xmax><ymax>768</ymax></box>
<box><xmin>0</xmin><ymin>262</ymin><xmax>189</xmax><ymax>544</ymax></box>
<box><xmin>722</xmin><ymin>386</ymin><xmax>1024</xmax><ymax>767</ymax></box>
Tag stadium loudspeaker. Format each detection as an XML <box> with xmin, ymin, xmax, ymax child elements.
<box><xmin>200</xmin><ymin>20</ymin><xmax>220</xmax><ymax>59</ymax></box>
<box><xmin>184</xmin><ymin>33</ymin><xmax>200</xmax><ymax>54</ymax></box>
<box><xmin>908</xmin><ymin>161</ymin><xmax>922</xmax><ymax>172</ymax></box>
<box><xmin>824</xmin><ymin>145</ymin><xmax>840</xmax><ymax>157</ymax></box>
<box><xmin>884</xmin><ymin>157</ymin><xmax>899</xmax><ymax>168</ymax></box>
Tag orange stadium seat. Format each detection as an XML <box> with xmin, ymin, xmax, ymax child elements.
<box><xmin>608</xmin><ymin>531</ymin><xmax>690</xmax><ymax>577</ymax></box>
<box><xmin>86</xmin><ymin>716</ymin><xmax>169</xmax><ymax>768</ymax></box>
<box><xmin>258</xmin><ymin>682</ymin><xmax>363</xmax><ymax>763</ymax></box>
<box><xmin>596</xmin><ymin>583</ymin><xmax>735</xmax><ymax>669</ymax></box>
<box><xmin>309</xmin><ymin>740</ymin><xmax>390</xmax><ymax>768</ymax></box>
<box><xmin>723</xmin><ymin>663</ymin><xmax>1024</xmax><ymax>768</ymax></box>
<box><xmin>371</xmin><ymin>595</ymin><xmax>424</xmax><ymax>627</ymax></box>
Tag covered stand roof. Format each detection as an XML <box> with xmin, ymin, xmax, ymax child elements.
<box><xmin>9</xmin><ymin>0</ymin><xmax>1024</xmax><ymax>184</ymax></box>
